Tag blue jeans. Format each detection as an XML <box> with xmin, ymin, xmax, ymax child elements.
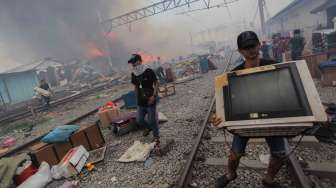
<box><xmin>136</xmin><ymin>105</ymin><xmax>159</xmax><ymax>138</ymax></box>
<box><xmin>231</xmin><ymin>135</ymin><xmax>286</xmax><ymax>159</ymax></box>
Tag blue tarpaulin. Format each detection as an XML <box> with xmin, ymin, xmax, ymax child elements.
<box><xmin>319</xmin><ymin>61</ymin><xmax>336</xmax><ymax>70</ymax></box>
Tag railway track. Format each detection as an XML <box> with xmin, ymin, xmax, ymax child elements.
<box><xmin>0</xmin><ymin>96</ymin><xmax>123</xmax><ymax>158</ymax></box>
<box><xmin>0</xmin><ymin>81</ymin><xmax>118</xmax><ymax>125</ymax></box>
<box><xmin>175</xmin><ymin>95</ymin><xmax>330</xmax><ymax>188</ymax></box>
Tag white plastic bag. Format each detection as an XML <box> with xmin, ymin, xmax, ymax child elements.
<box><xmin>118</xmin><ymin>141</ymin><xmax>155</xmax><ymax>162</ymax></box>
<box><xmin>18</xmin><ymin>162</ymin><xmax>52</xmax><ymax>188</ymax></box>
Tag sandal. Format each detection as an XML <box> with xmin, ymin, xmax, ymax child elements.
<box><xmin>143</xmin><ymin>128</ymin><xmax>152</xmax><ymax>137</ymax></box>
<box><xmin>215</xmin><ymin>174</ymin><xmax>237</xmax><ymax>188</ymax></box>
<box><xmin>153</xmin><ymin>138</ymin><xmax>162</xmax><ymax>156</ymax></box>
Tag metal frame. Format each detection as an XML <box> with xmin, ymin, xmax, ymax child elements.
<box><xmin>101</xmin><ymin>0</ymin><xmax>237</xmax><ymax>30</ymax></box>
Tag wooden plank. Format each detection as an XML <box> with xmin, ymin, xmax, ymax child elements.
<box><xmin>211</xmin><ymin>136</ymin><xmax>318</xmax><ymax>145</ymax></box>
<box><xmin>205</xmin><ymin>157</ymin><xmax>267</xmax><ymax>169</ymax></box>
<box><xmin>305</xmin><ymin>162</ymin><xmax>336</xmax><ymax>179</ymax></box>
<box><xmin>205</xmin><ymin>158</ymin><xmax>336</xmax><ymax>180</ymax></box>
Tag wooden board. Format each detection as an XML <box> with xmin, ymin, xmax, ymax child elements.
<box><xmin>211</xmin><ymin>136</ymin><xmax>318</xmax><ymax>144</ymax></box>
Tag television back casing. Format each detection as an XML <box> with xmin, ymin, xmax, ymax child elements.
<box><xmin>215</xmin><ymin>60</ymin><xmax>327</xmax><ymax>137</ymax></box>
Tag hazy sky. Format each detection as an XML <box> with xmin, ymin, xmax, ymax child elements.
<box><xmin>0</xmin><ymin>0</ymin><xmax>294</xmax><ymax>71</ymax></box>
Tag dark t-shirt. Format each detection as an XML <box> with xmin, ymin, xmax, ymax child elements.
<box><xmin>232</xmin><ymin>58</ymin><xmax>278</xmax><ymax>71</ymax></box>
<box><xmin>131</xmin><ymin>68</ymin><xmax>158</xmax><ymax>107</ymax></box>
<box><xmin>40</xmin><ymin>83</ymin><xmax>50</xmax><ymax>91</ymax></box>
<box><xmin>290</xmin><ymin>37</ymin><xmax>304</xmax><ymax>53</ymax></box>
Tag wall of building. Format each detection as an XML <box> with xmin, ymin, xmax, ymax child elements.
<box><xmin>0</xmin><ymin>71</ymin><xmax>38</xmax><ymax>104</ymax></box>
<box><xmin>266</xmin><ymin>0</ymin><xmax>329</xmax><ymax>48</ymax></box>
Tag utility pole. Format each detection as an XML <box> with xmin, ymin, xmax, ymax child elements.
<box><xmin>189</xmin><ymin>32</ymin><xmax>194</xmax><ymax>54</ymax></box>
<box><xmin>258</xmin><ymin>0</ymin><xmax>266</xmax><ymax>35</ymax></box>
<box><xmin>97</xmin><ymin>10</ymin><xmax>113</xmax><ymax>72</ymax></box>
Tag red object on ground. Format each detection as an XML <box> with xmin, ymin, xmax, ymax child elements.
<box><xmin>105</xmin><ymin>101</ymin><xmax>117</xmax><ymax>108</ymax></box>
<box><xmin>1</xmin><ymin>136</ymin><xmax>16</xmax><ymax>147</ymax></box>
<box><xmin>14</xmin><ymin>164</ymin><xmax>38</xmax><ymax>186</ymax></box>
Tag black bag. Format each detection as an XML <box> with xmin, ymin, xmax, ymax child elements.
<box><xmin>137</xmin><ymin>74</ymin><xmax>153</xmax><ymax>101</ymax></box>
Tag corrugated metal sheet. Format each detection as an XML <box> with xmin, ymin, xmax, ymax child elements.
<box><xmin>1</xmin><ymin>58</ymin><xmax>63</xmax><ymax>74</ymax></box>
<box><xmin>0</xmin><ymin>79</ymin><xmax>10</xmax><ymax>103</ymax></box>
<box><xmin>0</xmin><ymin>71</ymin><xmax>38</xmax><ymax>104</ymax></box>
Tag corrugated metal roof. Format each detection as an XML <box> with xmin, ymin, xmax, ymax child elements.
<box><xmin>1</xmin><ymin>58</ymin><xmax>63</xmax><ymax>74</ymax></box>
<box><xmin>311</xmin><ymin>0</ymin><xmax>336</xmax><ymax>13</ymax></box>
<box><xmin>266</xmin><ymin>0</ymin><xmax>302</xmax><ymax>24</ymax></box>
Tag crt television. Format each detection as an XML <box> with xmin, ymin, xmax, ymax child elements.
<box><xmin>215</xmin><ymin>60</ymin><xmax>327</xmax><ymax>133</ymax></box>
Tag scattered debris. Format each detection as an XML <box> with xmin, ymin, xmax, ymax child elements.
<box><xmin>0</xmin><ymin>154</ymin><xmax>27</xmax><ymax>188</ymax></box>
<box><xmin>259</xmin><ymin>154</ymin><xmax>270</xmax><ymax>165</ymax></box>
<box><xmin>118</xmin><ymin>141</ymin><xmax>155</xmax><ymax>162</ymax></box>
<box><xmin>85</xmin><ymin>163</ymin><xmax>95</xmax><ymax>172</ymax></box>
<box><xmin>108</xmin><ymin>140</ymin><xmax>122</xmax><ymax>147</ymax></box>
<box><xmin>1</xmin><ymin>136</ymin><xmax>16</xmax><ymax>148</ymax></box>
<box><xmin>158</xmin><ymin>112</ymin><xmax>168</xmax><ymax>123</ymax></box>
<box><xmin>17</xmin><ymin>162</ymin><xmax>52</xmax><ymax>188</ymax></box>
<box><xmin>144</xmin><ymin>157</ymin><xmax>154</xmax><ymax>169</ymax></box>
<box><xmin>59</xmin><ymin>145</ymin><xmax>89</xmax><ymax>177</ymax></box>
<box><xmin>190</xmin><ymin>182</ymin><xmax>198</xmax><ymax>187</ymax></box>
<box><xmin>14</xmin><ymin>160</ymin><xmax>37</xmax><ymax>186</ymax></box>
<box><xmin>58</xmin><ymin>180</ymin><xmax>79</xmax><ymax>188</ymax></box>
<box><xmin>110</xmin><ymin>176</ymin><xmax>117</xmax><ymax>183</ymax></box>
<box><xmin>87</xmin><ymin>146</ymin><xmax>107</xmax><ymax>164</ymax></box>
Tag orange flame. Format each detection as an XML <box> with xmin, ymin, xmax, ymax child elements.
<box><xmin>84</xmin><ymin>41</ymin><xmax>105</xmax><ymax>58</ymax></box>
<box><xmin>136</xmin><ymin>51</ymin><xmax>156</xmax><ymax>64</ymax></box>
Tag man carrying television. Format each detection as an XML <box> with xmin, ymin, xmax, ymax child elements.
<box><xmin>215</xmin><ymin>31</ymin><xmax>286</xmax><ymax>188</ymax></box>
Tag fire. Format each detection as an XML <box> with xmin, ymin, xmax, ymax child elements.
<box><xmin>84</xmin><ymin>41</ymin><xmax>105</xmax><ymax>58</ymax></box>
<box><xmin>107</xmin><ymin>32</ymin><xmax>117</xmax><ymax>41</ymax></box>
<box><xmin>136</xmin><ymin>51</ymin><xmax>156</xmax><ymax>64</ymax></box>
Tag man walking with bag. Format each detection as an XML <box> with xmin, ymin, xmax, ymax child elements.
<box><xmin>128</xmin><ymin>54</ymin><xmax>160</xmax><ymax>150</ymax></box>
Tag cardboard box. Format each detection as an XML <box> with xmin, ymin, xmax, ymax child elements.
<box><xmin>30</xmin><ymin>144</ymin><xmax>59</xmax><ymax>166</ymax></box>
<box><xmin>321</xmin><ymin>68</ymin><xmax>336</xmax><ymax>86</ymax></box>
<box><xmin>54</xmin><ymin>142</ymin><xmax>73</xmax><ymax>160</ymax></box>
<box><xmin>85</xmin><ymin>124</ymin><xmax>105</xmax><ymax>149</ymax></box>
<box><xmin>159</xmin><ymin>84</ymin><xmax>176</xmax><ymax>98</ymax></box>
<box><xmin>59</xmin><ymin>146</ymin><xmax>89</xmax><ymax>176</ymax></box>
<box><xmin>30</xmin><ymin>123</ymin><xmax>105</xmax><ymax>166</ymax></box>
<box><xmin>98</xmin><ymin>108</ymin><xmax>120</xmax><ymax>128</ymax></box>
<box><xmin>70</xmin><ymin>128</ymin><xmax>91</xmax><ymax>151</ymax></box>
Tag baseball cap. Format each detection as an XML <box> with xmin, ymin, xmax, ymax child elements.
<box><xmin>128</xmin><ymin>54</ymin><xmax>142</xmax><ymax>64</ymax></box>
<box><xmin>237</xmin><ymin>31</ymin><xmax>260</xmax><ymax>50</ymax></box>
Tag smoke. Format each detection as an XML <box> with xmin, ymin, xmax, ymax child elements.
<box><xmin>0</xmin><ymin>0</ymin><xmax>128</xmax><ymax>67</ymax></box>
<box><xmin>0</xmin><ymin>0</ymin><xmax>193</xmax><ymax>70</ymax></box>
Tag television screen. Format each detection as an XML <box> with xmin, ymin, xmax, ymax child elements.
<box><xmin>224</xmin><ymin>64</ymin><xmax>312</xmax><ymax>121</ymax></box>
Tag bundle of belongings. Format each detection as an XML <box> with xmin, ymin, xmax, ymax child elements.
<box><xmin>0</xmin><ymin>123</ymin><xmax>107</xmax><ymax>187</ymax></box>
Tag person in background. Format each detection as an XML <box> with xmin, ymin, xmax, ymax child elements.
<box><xmin>39</xmin><ymin>79</ymin><xmax>51</xmax><ymax>107</ymax></box>
<box><xmin>155</xmin><ymin>57</ymin><xmax>166</xmax><ymax>84</ymax></box>
<box><xmin>261</xmin><ymin>41</ymin><xmax>271</xmax><ymax>60</ymax></box>
<box><xmin>290</xmin><ymin>29</ymin><xmax>305</xmax><ymax>60</ymax></box>
<box><xmin>215</xmin><ymin>31</ymin><xmax>286</xmax><ymax>188</ymax></box>
<box><xmin>128</xmin><ymin>54</ymin><xmax>161</xmax><ymax>150</ymax></box>
<box><xmin>272</xmin><ymin>34</ymin><xmax>283</xmax><ymax>62</ymax></box>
